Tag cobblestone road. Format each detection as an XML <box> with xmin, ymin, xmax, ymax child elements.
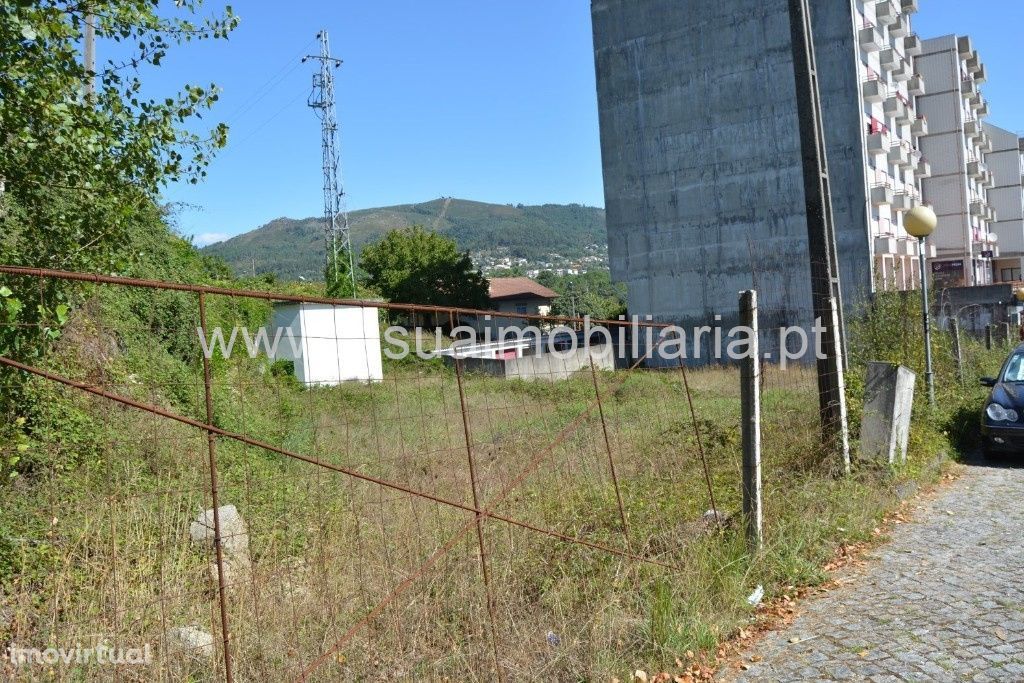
<box><xmin>719</xmin><ymin>461</ymin><xmax>1024</xmax><ymax>682</ymax></box>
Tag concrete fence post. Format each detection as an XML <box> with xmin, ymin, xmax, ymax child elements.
<box><xmin>985</xmin><ymin>324</ymin><xmax>993</xmax><ymax>350</ymax></box>
<box><xmin>1001</xmin><ymin>322</ymin><xmax>1011</xmax><ymax>347</ymax></box>
<box><xmin>949</xmin><ymin>318</ymin><xmax>963</xmax><ymax>385</ymax></box>
<box><xmin>739</xmin><ymin>289</ymin><xmax>762</xmax><ymax>552</ymax></box>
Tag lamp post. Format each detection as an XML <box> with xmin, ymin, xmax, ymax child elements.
<box><xmin>905</xmin><ymin>205</ymin><xmax>938</xmax><ymax>406</ymax></box>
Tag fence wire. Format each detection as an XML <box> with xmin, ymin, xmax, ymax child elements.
<box><xmin>0</xmin><ymin>265</ymin><xmax>842</xmax><ymax>681</ymax></box>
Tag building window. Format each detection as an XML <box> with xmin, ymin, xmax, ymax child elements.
<box><xmin>515</xmin><ymin>303</ymin><xmax>528</xmax><ymax>315</ymax></box>
<box><xmin>1000</xmin><ymin>268</ymin><xmax>1021</xmax><ymax>282</ymax></box>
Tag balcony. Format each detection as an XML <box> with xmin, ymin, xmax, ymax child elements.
<box><xmin>907</xmin><ymin>74</ymin><xmax>925</xmax><ymax>95</ymax></box>
<box><xmin>976</xmin><ymin>64</ymin><xmax>988</xmax><ymax>84</ymax></box>
<box><xmin>866</xmin><ymin>131</ymin><xmax>890</xmax><ymax>155</ymax></box>
<box><xmin>970</xmin><ymin>199</ymin><xmax>985</xmax><ymax>217</ymax></box>
<box><xmin>879</xmin><ymin>48</ymin><xmax>899</xmax><ymax>69</ymax></box>
<box><xmin>961</xmin><ymin>78</ymin><xmax>978</xmax><ymax>98</ymax></box>
<box><xmin>980</xmin><ymin>134</ymin><xmax>993</xmax><ymax>153</ymax></box>
<box><xmin>903</xmin><ymin>34</ymin><xmax>922</xmax><ymax>55</ymax></box>
<box><xmin>884</xmin><ymin>94</ymin><xmax>906</xmax><ymax>120</ymax></box>
<box><xmin>969</xmin><ymin>92</ymin><xmax>983</xmax><ymax>110</ymax></box>
<box><xmin>980</xmin><ymin>169</ymin><xmax>994</xmax><ymax>188</ymax></box>
<box><xmin>893</xmin><ymin>190</ymin><xmax>914</xmax><ymax>211</ymax></box>
<box><xmin>917</xmin><ymin>157</ymin><xmax>932</xmax><ymax>177</ymax></box>
<box><xmin>892</xmin><ymin>60</ymin><xmax>912</xmax><ymax>82</ymax></box>
<box><xmin>875</xmin><ymin>235</ymin><xmax>899</xmax><ymax>255</ymax></box>
<box><xmin>862</xmin><ymin>78</ymin><xmax>886</xmax><ymax>103</ymax></box>
<box><xmin>958</xmin><ymin>36</ymin><xmax>973</xmax><ymax>57</ymax></box>
<box><xmin>987</xmin><ymin>206</ymin><xmax>999</xmax><ymax>223</ymax></box>
<box><xmin>978</xmin><ymin>101</ymin><xmax>990</xmax><ymax>118</ymax></box>
<box><xmin>911</xmin><ymin>116</ymin><xmax>928</xmax><ymax>137</ymax></box>
<box><xmin>859</xmin><ymin>23</ymin><xmax>885</xmax><ymax>52</ymax></box>
<box><xmin>964</xmin><ymin>119</ymin><xmax>982</xmax><ymax>139</ymax></box>
<box><xmin>890</xmin><ymin>14</ymin><xmax>909</xmax><ymax>38</ymax></box>
<box><xmin>968</xmin><ymin>159</ymin><xmax>987</xmax><ymax>179</ymax></box>
<box><xmin>871</xmin><ymin>184</ymin><xmax>895</xmax><ymax>206</ymax></box>
<box><xmin>901</xmin><ymin>0</ymin><xmax>919</xmax><ymax>13</ymax></box>
<box><xmin>888</xmin><ymin>143</ymin><xmax>913</xmax><ymax>168</ymax></box>
<box><xmin>899</xmin><ymin>239</ymin><xmax>919</xmax><ymax>257</ymax></box>
<box><xmin>965</xmin><ymin>54</ymin><xmax>980</xmax><ymax>73</ymax></box>
<box><xmin>896</xmin><ymin>94</ymin><xmax>914</xmax><ymax>123</ymax></box>
<box><xmin>875</xmin><ymin>0</ymin><xmax>899</xmax><ymax>25</ymax></box>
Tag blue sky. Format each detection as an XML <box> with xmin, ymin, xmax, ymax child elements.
<box><xmin>142</xmin><ymin>1</ymin><xmax>1023</xmax><ymax>245</ymax></box>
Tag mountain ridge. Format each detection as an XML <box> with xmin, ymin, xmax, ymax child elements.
<box><xmin>201</xmin><ymin>197</ymin><xmax>608</xmax><ymax>280</ymax></box>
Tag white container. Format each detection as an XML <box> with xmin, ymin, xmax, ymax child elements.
<box><xmin>271</xmin><ymin>302</ymin><xmax>383</xmax><ymax>385</ymax></box>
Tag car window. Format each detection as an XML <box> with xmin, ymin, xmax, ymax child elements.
<box><xmin>1003</xmin><ymin>353</ymin><xmax>1024</xmax><ymax>382</ymax></box>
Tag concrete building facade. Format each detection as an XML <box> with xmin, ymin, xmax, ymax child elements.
<box><xmin>916</xmin><ymin>35</ymin><xmax>997</xmax><ymax>287</ymax></box>
<box><xmin>591</xmin><ymin>0</ymin><xmax>926</xmax><ymax>345</ymax></box>
<box><xmin>983</xmin><ymin>122</ymin><xmax>1024</xmax><ymax>282</ymax></box>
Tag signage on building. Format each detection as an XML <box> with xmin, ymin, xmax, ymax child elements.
<box><xmin>982</xmin><ymin>250</ymin><xmax>994</xmax><ymax>258</ymax></box>
<box><xmin>932</xmin><ymin>259</ymin><xmax>965</xmax><ymax>288</ymax></box>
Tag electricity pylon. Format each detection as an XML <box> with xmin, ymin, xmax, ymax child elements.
<box><xmin>303</xmin><ymin>30</ymin><xmax>356</xmax><ymax>296</ymax></box>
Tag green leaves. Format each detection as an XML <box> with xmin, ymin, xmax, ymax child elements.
<box><xmin>360</xmin><ymin>227</ymin><xmax>490</xmax><ymax>309</ymax></box>
<box><xmin>0</xmin><ymin>1</ymin><xmax>237</xmax><ymax>363</ymax></box>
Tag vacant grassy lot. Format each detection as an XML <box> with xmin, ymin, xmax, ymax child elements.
<box><xmin>1</xmin><ymin>286</ymin><xmax>988</xmax><ymax>681</ymax></box>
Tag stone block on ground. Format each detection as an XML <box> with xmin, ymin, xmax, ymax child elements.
<box><xmin>861</xmin><ymin>362</ymin><xmax>915</xmax><ymax>464</ymax></box>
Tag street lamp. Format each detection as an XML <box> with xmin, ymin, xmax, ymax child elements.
<box><xmin>905</xmin><ymin>205</ymin><xmax>938</xmax><ymax>406</ymax></box>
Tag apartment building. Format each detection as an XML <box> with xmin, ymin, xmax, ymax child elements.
<box><xmin>915</xmin><ymin>35</ymin><xmax>997</xmax><ymax>287</ymax></box>
<box><xmin>983</xmin><ymin>122</ymin><xmax>1024</xmax><ymax>282</ymax></box>
<box><xmin>591</xmin><ymin>0</ymin><xmax>927</xmax><ymax>342</ymax></box>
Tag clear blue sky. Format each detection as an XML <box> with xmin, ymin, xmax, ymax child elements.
<box><xmin>145</xmin><ymin>1</ymin><xmax>1023</xmax><ymax>246</ymax></box>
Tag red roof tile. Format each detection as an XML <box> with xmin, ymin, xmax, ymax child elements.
<box><xmin>488</xmin><ymin>277</ymin><xmax>558</xmax><ymax>301</ymax></box>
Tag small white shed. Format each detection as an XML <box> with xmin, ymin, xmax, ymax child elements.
<box><xmin>270</xmin><ymin>302</ymin><xmax>383</xmax><ymax>385</ymax></box>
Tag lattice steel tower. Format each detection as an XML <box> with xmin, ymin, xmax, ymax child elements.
<box><xmin>303</xmin><ymin>30</ymin><xmax>355</xmax><ymax>294</ymax></box>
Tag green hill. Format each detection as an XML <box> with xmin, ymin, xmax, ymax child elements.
<box><xmin>201</xmin><ymin>198</ymin><xmax>607</xmax><ymax>279</ymax></box>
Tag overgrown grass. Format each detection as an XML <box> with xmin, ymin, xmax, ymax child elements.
<box><xmin>0</xmin><ymin>285</ymin><xmax>979</xmax><ymax>681</ymax></box>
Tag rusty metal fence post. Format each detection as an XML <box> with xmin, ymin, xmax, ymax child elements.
<box><xmin>198</xmin><ymin>292</ymin><xmax>234</xmax><ymax>683</ymax></box>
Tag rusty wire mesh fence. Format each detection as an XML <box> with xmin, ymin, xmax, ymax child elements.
<box><xmin>0</xmin><ymin>266</ymin><xmax>843</xmax><ymax>681</ymax></box>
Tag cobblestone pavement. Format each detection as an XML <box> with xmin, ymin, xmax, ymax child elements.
<box><xmin>719</xmin><ymin>461</ymin><xmax>1024</xmax><ymax>682</ymax></box>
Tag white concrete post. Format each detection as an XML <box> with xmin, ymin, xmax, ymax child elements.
<box><xmin>739</xmin><ymin>290</ymin><xmax>762</xmax><ymax>552</ymax></box>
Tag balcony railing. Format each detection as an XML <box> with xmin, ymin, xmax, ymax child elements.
<box><xmin>903</xmin><ymin>34</ymin><xmax>922</xmax><ymax>55</ymax></box>
<box><xmin>871</xmin><ymin>183</ymin><xmax>895</xmax><ymax>206</ymax></box>
<box><xmin>907</xmin><ymin>74</ymin><xmax>925</xmax><ymax>96</ymax></box>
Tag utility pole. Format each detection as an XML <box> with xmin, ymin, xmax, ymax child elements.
<box><xmin>787</xmin><ymin>0</ymin><xmax>850</xmax><ymax>466</ymax></box>
<box><xmin>83</xmin><ymin>9</ymin><xmax>96</xmax><ymax>96</ymax></box>
<box><xmin>303</xmin><ymin>30</ymin><xmax>356</xmax><ymax>295</ymax></box>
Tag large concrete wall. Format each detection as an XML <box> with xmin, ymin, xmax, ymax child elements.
<box><xmin>591</xmin><ymin>0</ymin><xmax>872</xmax><ymax>348</ymax></box>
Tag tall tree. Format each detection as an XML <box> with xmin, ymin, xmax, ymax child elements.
<box><xmin>359</xmin><ymin>227</ymin><xmax>489</xmax><ymax>309</ymax></box>
<box><xmin>0</xmin><ymin>1</ymin><xmax>237</xmax><ymax>359</ymax></box>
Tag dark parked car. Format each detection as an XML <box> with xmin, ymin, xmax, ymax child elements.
<box><xmin>980</xmin><ymin>344</ymin><xmax>1024</xmax><ymax>456</ymax></box>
